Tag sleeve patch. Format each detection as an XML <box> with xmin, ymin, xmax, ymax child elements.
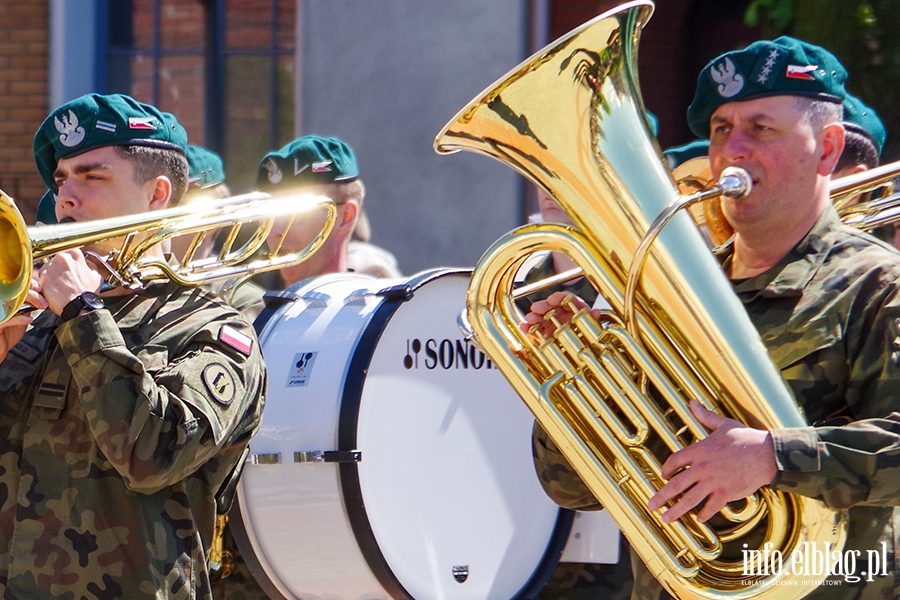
<box><xmin>219</xmin><ymin>325</ymin><xmax>254</xmax><ymax>356</ymax></box>
<box><xmin>202</xmin><ymin>363</ymin><xmax>237</xmax><ymax>406</ymax></box>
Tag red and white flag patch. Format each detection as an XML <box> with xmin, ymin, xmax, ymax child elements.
<box><xmin>219</xmin><ymin>325</ymin><xmax>254</xmax><ymax>356</ymax></box>
<box><xmin>312</xmin><ymin>160</ymin><xmax>333</xmax><ymax>172</ymax></box>
<box><xmin>786</xmin><ymin>64</ymin><xmax>817</xmax><ymax>80</ymax></box>
<box><xmin>128</xmin><ymin>117</ymin><xmax>158</xmax><ymax>130</ymax></box>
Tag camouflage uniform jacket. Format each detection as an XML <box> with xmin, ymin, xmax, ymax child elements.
<box><xmin>0</xmin><ymin>281</ymin><xmax>266</xmax><ymax>599</ymax></box>
<box><xmin>533</xmin><ymin>208</ymin><xmax>900</xmax><ymax>599</ymax></box>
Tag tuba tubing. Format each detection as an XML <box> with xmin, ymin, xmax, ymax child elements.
<box><xmin>435</xmin><ymin>2</ymin><xmax>846</xmax><ymax>598</ymax></box>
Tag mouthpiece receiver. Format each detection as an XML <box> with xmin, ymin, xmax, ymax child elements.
<box><xmin>718</xmin><ymin>166</ymin><xmax>752</xmax><ymax>200</ymax></box>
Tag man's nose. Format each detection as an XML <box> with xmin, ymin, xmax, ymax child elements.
<box><xmin>720</xmin><ymin>129</ymin><xmax>751</xmax><ymax>162</ymax></box>
<box><xmin>55</xmin><ymin>182</ymin><xmax>79</xmax><ymax>211</ymax></box>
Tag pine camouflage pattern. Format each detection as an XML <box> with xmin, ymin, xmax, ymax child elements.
<box><xmin>207</xmin><ymin>280</ymin><xmax>269</xmax><ymax>600</ymax></box>
<box><xmin>533</xmin><ymin>208</ymin><xmax>900</xmax><ymax>599</ymax></box>
<box><xmin>0</xmin><ymin>280</ymin><xmax>266</xmax><ymax>599</ymax></box>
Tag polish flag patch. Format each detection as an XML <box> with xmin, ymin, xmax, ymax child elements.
<box><xmin>312</xmin><ymin>160</ymin><xmax>333</xmax><ymax>172</ymax></box>
<box><xmin>128</xmin><ymin>117</ymin><xmax>158</xmax><ymax>130</ymax></box>
<box><xmin>219</xmin><ymin>325</ymin><xmax>254</xmax><ymax>356</ymax></box>
<box><xmin>786</xmin><ymin>64</ymin><xmax>817</xmax><ymax>80</ymax></box>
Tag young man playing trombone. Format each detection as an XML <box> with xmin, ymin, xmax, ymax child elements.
<box><xmin>0</xmin><ymin>93</ymin><xmax>266</xmax><ymax>599</ymax></box>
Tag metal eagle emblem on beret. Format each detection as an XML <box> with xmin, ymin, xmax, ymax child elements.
<box><xmin>202</xmin><ymin>363</ymin><xmax>236</xmax><ymax>406</ymax></box>
<box><xmin>264</xmin><ymin>157</ymin><xmax>283</xmax><ymax>184</ymax></box>
<box><xmin>711</xmin><ymin>57</ymin><xmax>744</xmax><ymax>98</ymax></box>
<box><xmin>55</xmin><ymin>110</ymin><xmax>86</xmax><ymax>148</ymax></box>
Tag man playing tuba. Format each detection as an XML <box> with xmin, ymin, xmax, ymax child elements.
<box><xmin>528</xmin><ymin>37</ymin><xmax>900</xmax><ymax>600</ymax></box>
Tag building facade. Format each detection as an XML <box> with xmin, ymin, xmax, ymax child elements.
<box><xmin>9</xmin><ymin>0</ymin><xmax>756</xmax><ymax>272</ymax></box>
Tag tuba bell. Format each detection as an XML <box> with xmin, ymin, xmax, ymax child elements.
<box><xmin>434</xmin><ymin>2</ymin><xmax>846</xmax><ymax>598</ymax></box>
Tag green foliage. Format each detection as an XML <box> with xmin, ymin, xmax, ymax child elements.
<box><xmin>745</xmin><ymin>0</ymin><xmax>795</xmax><ymax>35</ymax></box>
<box><xmin>743</xmin><ymin>0</ymin><xmax>900</xmax><ymax>162</ymax></box>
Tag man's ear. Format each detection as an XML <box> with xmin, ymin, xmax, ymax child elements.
<box><xmin>147</xmin><ymin>175</ymin><xmax>173</xmax><ymax>210</ymax></box>
<box><xmin>337</xmin><ymin>200</ymin><xmax>359</xmax><ymax>232</ymax></box>
<box><xmin>819</xmin><ymin>122</ymin><xmax>845</xmax><ymax>176</ymax></box>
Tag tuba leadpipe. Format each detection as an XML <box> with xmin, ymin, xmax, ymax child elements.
<box><xmin>0</xmin><ymin>189</ymin><xmax>337</xmax><ymax>324</ymax></box>
<box><xmin>435</xmin><ymin>2</ymin><xmax>846</xmax><ymax>598</ymax></box>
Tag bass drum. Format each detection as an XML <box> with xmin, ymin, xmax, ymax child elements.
<box><xmin>232</xmin><ymin>269</ymin><xmax>572</xmax><ymax>600</ymax></box>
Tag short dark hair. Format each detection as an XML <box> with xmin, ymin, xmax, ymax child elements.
<box><xmin>836</xmin><ymin>130</ymin><xmax>879</xmax><ymax>171</ymax></box>
<box><xmin>116</xmin><ymin>145</ymin><xmax>189</xmax><ymax>205</ymax></box>
<box><xmin>330</xmin><ymin>179</ymin><xmax>365</xmax><ymax>205</ymax></box>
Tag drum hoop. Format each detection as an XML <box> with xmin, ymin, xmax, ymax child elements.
<box><xmin>233</xmin><ymin>269</ymin><xmax>574</xmax><ymax>599</ymax></box>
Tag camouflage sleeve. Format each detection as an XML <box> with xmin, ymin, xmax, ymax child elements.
<box><xmin>54</xmin><ymin>307</ymin><xmax>265</xmax><ymax>495</ymax></box>
<box><xmin>532</xmin><ymin>421</ymin><xmax>603</xmax><ymax>510</ymax></box>
<box><xmin>770</xmin><ymin>414</ymin><xmax>900</xmax><ymax>509</ymax></box>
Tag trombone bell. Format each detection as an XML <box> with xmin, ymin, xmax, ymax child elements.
<box><xmin>0</xmin><ymin>190</ymin><xmax>30</xmax><ymax>323</ymax></box>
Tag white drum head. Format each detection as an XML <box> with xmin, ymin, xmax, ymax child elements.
<box><xmin>234</xmin><ymin>270</ymin><xmax>571</xmax><ymax>600</ymax></box>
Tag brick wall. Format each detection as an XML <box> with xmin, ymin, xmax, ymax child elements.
<box><xmin>0</xmin><ymin>0</ymin><xmax>48</xmax><ymax>222</ymax></box>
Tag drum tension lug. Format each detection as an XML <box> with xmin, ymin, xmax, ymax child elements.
<box><xmin>248</xmin><ymin>453</ymin><xmax>281</xmax><ymax>465</ymax></box>
<box><xmin>261</xmin><ymin>289</ymin><xmax>302</xmax><ymax>309</ymax></box>
<box><xmin>377</xmin><ymin>283</ymin><xmax>413</xmax><ymax>301</ymax></box>
<box><xmin>294</xmin><ymin>450</ymin><xmax>362</xmax><ymax>463</ymax></box>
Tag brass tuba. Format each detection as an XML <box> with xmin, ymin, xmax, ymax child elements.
<box><xmin>0</xmin><ymin>189</ymin><xmax>337</xmax><ymax>324</ymax></box>
<box><xmin>434</xmin><ymin>2</ymin><xmax>846</xmax><ymax>598</ymax></box>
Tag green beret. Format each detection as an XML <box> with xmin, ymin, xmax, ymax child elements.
<box><xmin>33</xmin><ymin>93</ymin><xmax>188</xmax><ymax>191</ymax></box>
<box><xmin>255</xmin><ymin>135</ymin><xmax>358</xmax><ymax>193</ymax></box>
<box><xmin>842</xmin><ymin>93</ymin><xmax>885</xmax><ymax>156</ymax></box>
<box><xmin>646</xmin><ymin>111</ymin><xmax>659</xmax><ymax>137</ymax></box>
<box><xmin>688</xmin><ymin>36</ymin><xmax>847</xmax><ymax>139</ymax></box>
<box><xmin>35</xmin><ymin>189</ymin><xmax>58</xmax><ymax>225</ymax></box>
<box><xmin>663</xmin><ymin>139</ymin><xmax>710</xmax><ymax>170</ymax></box>
<box><xmin>186</xmin><ymin>144</ymin><xmax>226</xmax><ymax>188</ymax></box>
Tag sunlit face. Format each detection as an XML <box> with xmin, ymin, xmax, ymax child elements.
<box><xmin>708</xmin><ymin>95</ymin><xmax>825</xmax><ymax>231</ymax></box>
<box><xmin>53</xmin><ymin>146</ymin><xmax>165</xmax><ymax>255</ymax></box>
<box><xmin>265</xmin><ymin>197</ymin><xmax>350</xmax><ymax>286</ymax></box>
<box><xmin>537</xmin><ymin>189</ymin><xmax>573</xmax><ymax>226</ymax></box>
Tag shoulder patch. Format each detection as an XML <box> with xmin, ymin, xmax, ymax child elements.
<box><xmin>202</xmin><ymin>362</ymin><xmax>237</xmax><ymax>405</ymax></box>
<box><xmin>10</xmin><ymin>340</ymin><xmax>41</xmax><ymax>363</ymax></box>
<box><xmin>219</xmin><ymin>325</ymin><xmax>254</xmax><ymax>356</ymax></box>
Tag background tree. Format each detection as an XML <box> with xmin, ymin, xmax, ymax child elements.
<box><xmin>746</xmin><ymin>0</ymin><xmax>900</xmax><ymax>161</ymax></box>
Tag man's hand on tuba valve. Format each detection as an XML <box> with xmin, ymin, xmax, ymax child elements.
<box><xmin>648</xmin><ymin>400</ymin><xmax>778</xmax><ymax>523</ymax></box>
<box><xmin>519</xmin><ymin>291</ymin><xmax>600</xmax><ymax>339</ymax></box>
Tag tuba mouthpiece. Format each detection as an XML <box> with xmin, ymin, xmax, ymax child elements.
<box><xmin>717</xmin><ymin>166</ymin><xmax>753</xmax><ymax>200</ymax></box>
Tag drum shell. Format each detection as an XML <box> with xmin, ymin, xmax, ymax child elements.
<box><xmin>233</xmin><ymin>269</ymin><xmax>572</xmax><ymax>600</ymax></box>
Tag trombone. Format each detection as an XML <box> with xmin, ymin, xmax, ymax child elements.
<box><xmin>672</xmin><ymin>156</ymin><xmax>900</xmax><ymax>246</ymax></box>
<box><xmin>0</xmin><ymin>189</ymin><xmax>337</xmax><ymax>324</ymax></box>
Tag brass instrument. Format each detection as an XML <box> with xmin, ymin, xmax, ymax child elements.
<box><xmin>434</xmin><ymin>2</ymin><xmax>846</xmax><ymax>598</ymax></box>
<box><xmin>672</xmin><ymin>153</ymin><xmax>900</xmax><ymax>245</ymax></box>
<box><xmin>831</xmin><ymin>160</ymin><xmax>900</xmax><ymax>230</ymax></box>
<box><xmin>0</xmin><ymin>189</ymin><xmax>337</xmax><ymax>324</ymax></box>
